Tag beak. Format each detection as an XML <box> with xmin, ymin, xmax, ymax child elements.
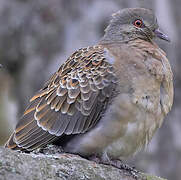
<box><xmin>154</xmin><ymin>29</ymin><xmax>171</xmax><ymax>42</ymax></box>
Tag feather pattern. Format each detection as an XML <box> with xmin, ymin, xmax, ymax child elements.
<box><xmin>5</xmin><ymin>45</ymin><xmax>118</xmax><ymax>151</ymax></box>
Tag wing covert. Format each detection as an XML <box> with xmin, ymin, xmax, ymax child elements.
<box><xmin>7</xmin><ymin>45</ymin><xmax>118</xmax><ymax>151</ymax></box>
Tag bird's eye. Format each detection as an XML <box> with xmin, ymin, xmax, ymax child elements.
<box><xmin>133</xmin><ymin>19</ymin><xmax>143</xmax><ymax>28</ymax></box>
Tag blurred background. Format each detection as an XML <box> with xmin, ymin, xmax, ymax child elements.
<box><xmin>0</xmin><ymin>0</ymin><xmax>180</xmax><ymax>179</ymax></box>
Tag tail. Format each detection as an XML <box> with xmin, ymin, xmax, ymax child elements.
<box><xmin>4</xmin><ymin>133</ymin><xmax>24</xmax><ymax>151</ymax></box>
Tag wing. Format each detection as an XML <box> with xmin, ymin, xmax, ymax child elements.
<box><xmin>5</xmin><ymin>45</ymin><xmax>118</xmax><ymax>151</ymax></box>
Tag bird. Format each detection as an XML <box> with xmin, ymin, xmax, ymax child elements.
<box><xmin>5</xmin><ymin>8</ymin><xmax>173</xmax><ymax>166</ymax></box>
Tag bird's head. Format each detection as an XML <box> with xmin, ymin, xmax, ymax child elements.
<box><xmin>101</xmin><ymin>8</ymin><xmax>170</xmax><ymax>43</ymax></box>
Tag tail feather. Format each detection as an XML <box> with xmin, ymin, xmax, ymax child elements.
<box><xmin>5</xmin><ymin>133</ymin><xmax>24</xmax><ymax>151</ymax></box>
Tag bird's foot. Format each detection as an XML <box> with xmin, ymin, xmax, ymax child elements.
<box><xmin>88</xmin><ymin>155</ymin><xmax>140</xmax><ymax>179</ymax></box>
<box><xmin>105</xmin><ymin>159</ymin><xmax>140</xmax><ymax>178</ymax></box>
<box><xmin>110</xmin><ymin>159</ymin><xmax>137</xmax><ymax>171</ymax></box>
<box><xmin>88</xmin><ymin>155</ymin><xmax>102</xmax><ymax>163</ymax></box>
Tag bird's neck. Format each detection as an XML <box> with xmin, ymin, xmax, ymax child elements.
<box><xmin>99</xmin><ymin>29</ymin><xmax>153</xmax><ymax>45</ymax></box>
<box><xmin>99</xmin><ymin>33</ymin><xmax>130</xmax><ymax>45</ymax></box>
<box><xmin>99</xmin><ymin>35</ymin><xmax>153</xmax><ymax>46</ymax></box>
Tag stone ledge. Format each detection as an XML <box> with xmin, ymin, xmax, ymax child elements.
<box><xmin>0</xmin><ymin>147</ymin><xmax>166</xmax><ymax>180</ymax></box>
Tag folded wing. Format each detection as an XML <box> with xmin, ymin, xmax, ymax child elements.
<box><xmin>5</xmin><ymin>46</ymin><xmax>118</xmax><ymax>151</ymax></box>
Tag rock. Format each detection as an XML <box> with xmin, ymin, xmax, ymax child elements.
<box><xmin>0</xmin><ymin>147</ymin><xmax>166</xmax><ymax>180</ymax></box>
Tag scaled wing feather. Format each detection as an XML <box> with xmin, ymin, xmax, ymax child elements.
<box><xmin>6</xmin><ymin>45</ymin><xmax>118</xmax><ymax>151</ymax></box>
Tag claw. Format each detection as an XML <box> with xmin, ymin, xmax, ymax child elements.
<box><xmin>88</xmin><ymin>155</ymin><xmax>140</xmax><ymax>179</ymax></box>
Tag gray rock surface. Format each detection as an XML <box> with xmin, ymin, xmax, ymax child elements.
<box><xmin>0</xmin><ymin>147</ymin><xmax>166</xmax><ymax>180</ymax></box>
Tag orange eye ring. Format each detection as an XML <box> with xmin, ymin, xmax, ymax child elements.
<box><xmin>134</xmin><ymin>19</ymin><xmax>143</xmax><ymax>28</ymax></box>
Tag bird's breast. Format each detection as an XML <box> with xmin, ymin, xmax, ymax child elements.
<box><xmin>104</xmin><ymin>92</ymin><xmax>159</xmax><ymax>159</ymax></box>
<box><xmin>103</xmin><ymin>41</ymin><xmax>173</xmax><ymax>159</ymax></box>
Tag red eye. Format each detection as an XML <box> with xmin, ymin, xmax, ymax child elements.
<box><xmin>134</xmin><ymin>19</ymin><xmax>143</xmax><ymax>28</ymax></box>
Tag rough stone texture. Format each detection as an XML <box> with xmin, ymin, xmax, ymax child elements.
<box><xmin>0</xmin><ymin>147</ymin><xmax>165</xmax><ymax>180</ymax></box>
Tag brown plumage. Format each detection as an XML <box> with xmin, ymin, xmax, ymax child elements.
<box><xmin>5</xmin><ymin>8</ymin><xmax>173</xmax><ymax>161</ymax></box>
<box><xmin>6</xmin><ymin>45</ymin><xmax>118</xmax><ymax>151</ymax></box>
